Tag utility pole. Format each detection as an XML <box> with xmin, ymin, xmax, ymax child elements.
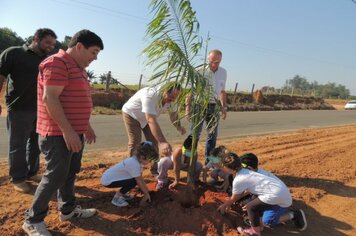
<box><xmin>138</xmin><ymin>74</ymin><xmax>143</xmax><ymax>89</ymax></box>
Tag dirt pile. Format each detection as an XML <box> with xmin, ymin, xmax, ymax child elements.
<box><xmin>1</xmin><ymin>125</ymin><xmax>355</xmax><ymax>235</ymax></box>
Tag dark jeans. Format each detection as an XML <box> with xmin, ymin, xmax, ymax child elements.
<box><xmin>7</xmin><ymin>110</ymin><xmax>40</xmax><ymax>183</ymax></box>
<box><xmin>25</xmin><ymin>135</ymin><xmax>84</xmax><ymax>224</ymax></box>
<box><xmin>191</xmin><ymin>103</ymin><xmax>220</xmax><ymax>162</ymax></box>
<box><xmin>104</xmin><ymin>178</ymin><xmax>137</xmax><ymax>194</ymax></box>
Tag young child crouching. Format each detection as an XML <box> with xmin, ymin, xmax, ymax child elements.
<box><xmin>202</xmin><ymin>145</ymin><xmax>232</xmax><ymax>192</ymax></box>
<box><xmin>101</xmin><ymin>141</ymin><xmax>159</xmax><ymax>207</ymax></box>
<box><xmin>156</xmin><ymin>135</ymin><xmax>203</xmax><ymax>190</ymax></box>
<box><xmin>217</xmin><ymin>152</ymin><xmax>307</xmax><ymax>236</ymax></box>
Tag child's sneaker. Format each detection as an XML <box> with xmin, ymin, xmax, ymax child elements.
<box><xmin>293</xmin><ymin>209</ymin><xmax>307</xmax><ymax>231</ymax></box>
<box><xmin>237</xmin><ymin>226</ymin><xmax>261</xmax><ymax>236</ymax></box>
<box><xmin>22</xmin><ymin>221</ymin><xmax>52</xmax><ymax>236</ymax></box>
<box><xmin>111</xmin><ymin>196</ymin><xmax>129</xmax><ymax>207</ymax></box>
<box><xmin>59</xmin><ymin>205</ymin><xmax>96</xmax><ymax>221</ymax></box>
<box><xmin>122</xmin><ymin>193</ymin><xmax>134</xmax><ymax>200</ymax></box>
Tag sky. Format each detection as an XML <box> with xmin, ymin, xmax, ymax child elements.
<box><xmin>1</xmin><ymin>0</ymin><xmax>356</xmax><ymax>95</ymax></box>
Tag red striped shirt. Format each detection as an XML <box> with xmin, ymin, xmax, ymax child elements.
<box><xmin>37</xmin><ymin>49</ymin><xmax>92</xmax><ymax>136</ymax></box>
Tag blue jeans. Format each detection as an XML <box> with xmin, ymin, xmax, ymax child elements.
<box><xmin>25</xmin><ymin>135</ymin><xmax>84</xmax><ymax>223</ymax></box>
<box><xmin>191</xmin><ymin>103</ymin><xmax>219</xmax><ymax>162</ymax></box>
<box><xmin>6</xmin><ymin>110</ymin><xmax>40</xmax><ymax>183</ymax></box>
<box><xmin>262</xmin><ymin>205</ymin><xmax>289</xmax><ymax>227</ymax></box>
<box><xmin>248</xmin><ymin>201</ymin><xmax>289</xmax><ymax>227</ymax></box>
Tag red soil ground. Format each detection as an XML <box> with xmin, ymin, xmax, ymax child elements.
<box><xmin>0</xmin><ymin>125</ymin><xmax>356</xmax><ymax>235</ymax></box>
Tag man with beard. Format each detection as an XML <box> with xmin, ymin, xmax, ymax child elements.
<box><xmin>0</xmin><ymin>28</ymin><xmax>57</xmax><ymax>193</ymax></box>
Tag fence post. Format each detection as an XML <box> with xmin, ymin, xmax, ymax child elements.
<box><xmin>138</xmin><ymin>74</ymin><xmax>143</xmax><ymax>90</ymax></box>
<box><xmin>234</xmin><ymin>82</ymin><xmax>238</xmax><ymax>95</ymax></box>
<box><xmin>233</xmin><ymin>82</ymin><xmax>238</xmax><ymax>101</ymax></box>
<box><xmin>105</xmin><ymin>71</ymin><xmax>112</xmax><ymax>91</ymax></box>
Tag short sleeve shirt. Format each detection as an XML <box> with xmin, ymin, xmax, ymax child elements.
<box><xmin>198</xmin><ymin>66</ymin><xmax>227</xmax><ymax>103</ymax></box>
<box><xmin>101</xmin><ymin>156</ymin><xmax>143</xmax><ymax>186</ymax></box>
<box><xmin>0</xmin><ymin>45</ymin><xmax>46</xmax><ymax>111</ymax></box>
<box><xmin>37</xmin><ymin>49</ymin><xmax>92</xmax><ymax>136</ymax></box>
<box><xmin>257</xmin><ymin>168</ymin><xmax>283</xmax><ymax>182</ymax></box>
<box><xmin>122</xmin><ymin>86</ymin><xmax>176</xmax><ymax>128</ymax></box>
<box><xmin>232</xmin><ymin>168</ymin><xmax>292</xmax><ymax>208</ymax></box>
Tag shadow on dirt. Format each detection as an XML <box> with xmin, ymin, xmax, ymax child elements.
<box><xmin>280</xmin><ymin>175</ymin><xmax>356</xmax><ymax>198</ymax></box>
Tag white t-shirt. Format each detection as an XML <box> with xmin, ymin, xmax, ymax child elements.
<box><xmin>257</xmin><ymin>168</ymin><xmax>283</xmax><ymax>182</ymax></box>
<box><xmin>122</xmin><ymin>86</ymin><xmax>176</xmax><ymax>128</ymax></box>
<box><xmin>101</xmin><ymin>156</ymin><xmax>143</xmax><ymax>186</ymax></box>
<box><xmin>232</xmin><ymin>168</ymin><xmax>292</xmax><ymax>208</ymax></box>
<box><xmin>198</xmin><ymin>66</ymin><xmax>227</xmax><ymax>103</ymax></box>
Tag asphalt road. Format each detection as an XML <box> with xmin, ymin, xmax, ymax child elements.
<box><xmin>0</xmin><ymin>110</ymin><xmax>356</xmax><ymax>159</ymax></box>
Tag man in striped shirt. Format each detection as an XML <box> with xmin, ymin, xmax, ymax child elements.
<box><xmin>23</xmin><ymin>30</ymin><xmax>104</xmax><ymax>236</ymax></box>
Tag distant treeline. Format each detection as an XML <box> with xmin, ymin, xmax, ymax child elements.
<box><xmin>261</xmin><ymin>75</ymin><xmax>354</xmax><ymax>99</ymax></box>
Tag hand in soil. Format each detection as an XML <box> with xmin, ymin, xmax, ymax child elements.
<box><xmin>140</xmin><ymin>194</ymin><xmax>151</xmax><ymax>207</ymax></box>
<box><xmin>217</xmin><ymin>203</ymin><xmax>230</xmax><ymax>215</ymax></box>
<box><xmin>169</xmin><ymin>181</ymin><xmax>178</xmax><ymax>190</ymax></box>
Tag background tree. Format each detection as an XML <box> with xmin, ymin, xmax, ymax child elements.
<box><xmin>281</xmin><ymin>74</ymin><xmax>350</xmax><ymax>98</ymax></box>
<box><xmin>143</xmin><ymin>0</ymin><xmax>219</xmax><ymax>200</ymax></box>
<box><xmin>0</xmin><ymin>27</ymin><xmax>24</xmax><ymax>53</ymax></box>
<box><xmin>86</xmin><ymin>70</ymin><xmax>97</xmax><ymax>84</ymax></box>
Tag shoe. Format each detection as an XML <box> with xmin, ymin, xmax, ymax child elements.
<box><xmin>122</xmin><ymin>193</ymin><xmax>134</xmax><ymax>200</ymax></box>
<box><xmin>111</xmin><ymin>196</ymin><xmax>129</xmax><ymax>207</ymax></box>
<box><xmin>293</xmin><ymin>209</ymin><xmax>307</xmax><ymax>231</ymax></box>
<box><xmin>22</xmin><ymin>221</ymin><xmax>52</xmax><ymax>236</ymax></box>
<box><xmin>237</xmin><ymin>226</ymin><xmax>261</xmax><ymax>236</ymax></box>
<box><xmin>28</xmin><ymin>175</ymin><xmax>42</xmax><ymax>182</ymax></box>
<box><xmin>14</xmin><ymin>181</ymin><xmax>31</xmax><ymax>193</ymax></box>
<box><xmin>59</xmin><ymin>205</ymin><xmax>96</xmax><ymax>221</ymax></box>
<box><xmin>156</xmin><ymin>181</ymin><xmax>165</xmax><ymax>190</ymax></box>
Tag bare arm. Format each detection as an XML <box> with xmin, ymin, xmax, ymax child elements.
<box><xmin>169</xmin><ymin>148</ymin><xmax>182</xmax><ymax>189</ymax></box>
<box><xmin>169</xmin><ymin>111</ymin><xmax>186</xmax><ymax>135</ymax></box>
<box><xmin>145</xmin><ymin>113</ymin><xmax>172</xmax><ymax>156</ymax></box>
<box><xmin>220</xmin><ymin>90</ymin><xmax>227</xmax><ymax>120</ymax></box>
<box><xmin>43</xmin><ymin>85</ymin><xmax>82</xmax><ymax>152</ymax></box>
<box><xmin>84</xmin><ymin>122</ymin><xmax>96</xmax><ymax>144</ymax></box>
<box><xmin>0</xmin><ymin>75</ymin><xmax>6</xmax><ymax>115</ymax></box>
<box><xmin>185</xmin><ymin>93</ymin><xmax>192</xmax><ymax>120</ymax></box>
<box><xmin>135</xmin><ymin>175</ymin><xmax>151</xmax><ymax>205</ymax></box>
<box><xmin>217</xmin><ymin>193</ymin><xmax>241</xmax><ymax>214</ymax></box>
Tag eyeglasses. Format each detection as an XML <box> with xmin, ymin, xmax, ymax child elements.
<box><xmin>209</xmin><ymin>61</ymin><xmax>221</xmax><ymax>65</ymax></box>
